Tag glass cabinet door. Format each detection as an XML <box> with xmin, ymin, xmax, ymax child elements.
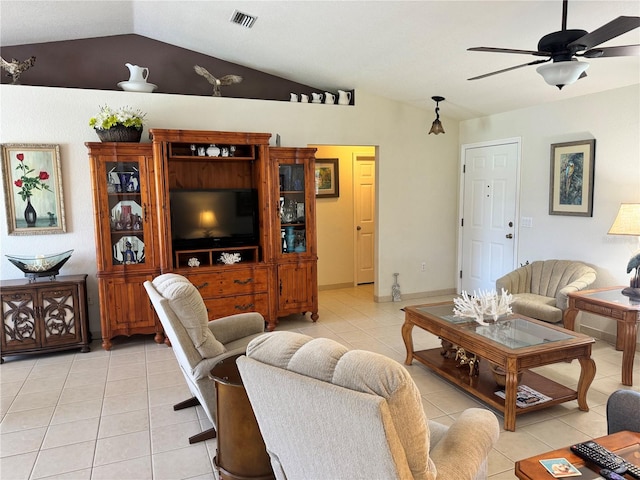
<box><xmin>105</xmin><ymin>160</ymin><xmax>148</xmax><ymax>268</ymax></box>
<box><xmin>278</xmin><ymin>164</ymin><xmax>307</xmax><ymax>255</ymax></box>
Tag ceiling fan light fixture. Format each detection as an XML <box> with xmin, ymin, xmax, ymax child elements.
<box><xmin>536</xmin><ymin>60</ymin><xmax>589</xmax><ymax>89</ymax></box>
<box><xmin>428</xmin><ymin>96</ymin><xmax>445</xmax><ymax>135</ymax></box>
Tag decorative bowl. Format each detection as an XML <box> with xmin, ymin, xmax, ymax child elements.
<box><xmin>490</xmin><ymin>364</ymin><xmax>523</xmax><ymax>387</ymax></box>
<box><xmin>5</xmin><ymin>250</ymin><xmax>73</xmax><ymax>281</ymax></box>
<box><xmin>117</xmin><ymin>81</ymin><xmax>157</xmax><ymax>93</ymax></box>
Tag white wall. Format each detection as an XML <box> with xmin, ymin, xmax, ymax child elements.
<box><xmin>0</xmin><ymin>85</ymin><xmax>460</xmax><ymax>336</ymax></box>
<box><xmin>459</xmin><ymin>85</ymin><xmax>640</xmax><ymax>341</ymax></box>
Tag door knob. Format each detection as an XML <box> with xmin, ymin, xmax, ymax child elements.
<box><xmin>506</xmin><ymin>233</ymin><xmax>513</xmax><ymax>239</ymax></box>
<box><xmin>357</xmin><ymin>226</ymin><xmax>362</xmax><ymax>231</ymax></box>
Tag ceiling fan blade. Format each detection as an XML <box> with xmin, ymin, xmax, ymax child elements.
<box><xmin>569</xmin><ymin>16</ymin><xmax>640</xmax><ymax>51</ymax></box>
<box><xmin>468</xmin><ymin>46</ymin><xmax>549</xmax><ymax>56</ymax></box>
<box><xmin>468</xmin><ymin>59</ymin><xmax>549</xmax><ymax>81</ymax></box>
<box><xmin>582</xmin><ymin>44</ymin><xmax>640</xmax><ymax>58</ymax></box>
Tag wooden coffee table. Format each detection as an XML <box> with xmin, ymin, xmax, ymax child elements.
<box><xmin>403</xmin><ymin>303</ymin><xmax>596</xmax><ymax>431</ymax></box>
<box><xmin>515</xmin><ymin>430</ymin><xmax>640</xmax><ymax>479</ymax></box>
<box><xmin>564</xmin><ymin>286</ymin><xmax>640</xmax><ymax>386</ymax></box>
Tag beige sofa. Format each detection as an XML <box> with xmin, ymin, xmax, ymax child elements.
<box><xmin>496</xmin><ymin>260</ymin><xmax>596</xmax><ymax>323</ymax></box>
<box><xmin>237</xmin><ymin>331</ymin><xmax>499</xmax><ymax>480</ymax></box>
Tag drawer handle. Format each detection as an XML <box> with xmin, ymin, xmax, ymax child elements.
<box><xmin>195</xmin><ymin>282</ymin><xmax>209</xmax><ymax>289</ymax></box>
<box><xmin>235</xmin><ymin>303</ymin><xmax>255</xmax><ymax>311</ymax></box>
<box><xmin>234</xmin><ymin>278</ymin><xmax>254</xmax><ymax>285</ymax></box>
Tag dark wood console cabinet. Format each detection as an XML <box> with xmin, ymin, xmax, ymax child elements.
<box><xmin>0</xmin><ymin>275</ymin><xmax>91</xmax><ymax>363</ymax></box>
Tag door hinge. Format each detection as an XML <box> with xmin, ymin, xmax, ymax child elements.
<box><xmin>463</xmin><ymin>164</ymin><xmax>466</xmax><ymax>173</ymax></box>
<box><xmin>461</xmin><ymin>218</ymin><xmax>464</xmax><ymax>227</ymax></box>
<box><xmin>459</xmin><ymin>270</ymin><xmax>462</xmax><ymax>279</ymax></box>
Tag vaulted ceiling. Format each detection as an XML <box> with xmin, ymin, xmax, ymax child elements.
<box><xmin>1</xmin><ymin>1</ymin><xmax>639</xmax><ymax>120</ymax></box>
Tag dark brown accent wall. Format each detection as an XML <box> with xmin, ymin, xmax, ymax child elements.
<box><xmin>1</xmin><ymin>34</ymin><xmax>353</xmax><ymax>104</ymax></box>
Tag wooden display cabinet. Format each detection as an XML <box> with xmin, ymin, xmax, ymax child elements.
<box><xmin>269</xmin><ymin>147</ymin><xmax>318</xmax><ymax>323</ymax></box>
<box><xmin>0</xmin><ymin>275</ymin><xmax>90</xmax><ymax>363</ymax></box>
<box><xmin>87</xmin><ymin>142</ymin><xmax>164</xmax><ymax>350</ymax></box>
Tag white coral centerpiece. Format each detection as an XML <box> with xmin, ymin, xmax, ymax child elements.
<box><xmin>219</xmin><ymin>252</ymin><xmax>241</xmax><ymax>265</ymax></box>
<box><xmin>453</xmin><ymin>288</ymin><xmax>514</xmax><ymax>325</ymax></box>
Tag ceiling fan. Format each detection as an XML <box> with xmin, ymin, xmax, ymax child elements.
<box><xmin>468</xmin><ymin>0</ymin><xmax>640</xmax><ymax>89</ymax></box>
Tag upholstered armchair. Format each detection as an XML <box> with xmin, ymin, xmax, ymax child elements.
<box><xmin>496</xmin><ymin>259</ymin><xmax>596</xmax><ymax>323</ymax></box>
<box><xmin>144</xmin><ymin>273</ymin><xmax>265</xmax><ymax>444</ymax></box>
<box><xmin>237</xmin><ymin>331</ymin><xmax>500</xmax><ymax>480</ymax></box>
<box><xmin>607</xmin><ymin>390</ymin><xmax>640</xmax><ymax>434</ymax></box>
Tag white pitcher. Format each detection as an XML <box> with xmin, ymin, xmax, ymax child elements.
<box><xmin>324</xmin><ymin>92</ymin><xmax>336</xmax><ymax>104</ymax></box>
<box><xmin>300</xmin><ymin>94</ymin><xmax>309</xmax><ymax>103</ymax></box>
<box><xmin>311</xmin><ymin>92</ymin><xmax>323</xmax><ymax>103</ymax></box>
<box><xmin>338</xmin><ymin>90</ymin><xmax>352</xmax><ymax>105</ymax></box>
<box><xmin>126</xmin><ymin>63</ymin><xmax>149</xmax><ymax>83</ymax></box>
<box><xmin>289</xmin><ymin>93</ymin><xmax>298</xmax><ymax>102</ymax></box>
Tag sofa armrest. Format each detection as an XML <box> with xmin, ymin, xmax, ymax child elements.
<box><xmin>556</xmin><ymin>270</ymin><xmax>597</xmax><ymax>309</ymax></box>
<box><xmin>208</xmin><ymin>312</ymin><xmax>265</xmax><ymax>345</ymax></box>
<box><xmin>429</xmin><ymin>408</ymin><xmax>499</xmax><ymax>480</ymax></box>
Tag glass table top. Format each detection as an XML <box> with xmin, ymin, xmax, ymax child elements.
<box><xmin>415</xmin><ymin>304</ymin><xmax>575</xmax><ymax>349</ymax></box>
<box><xmin>578</xmin><ymin>288</ymin><xmax>640</xmax><ymax>308</ymax></box>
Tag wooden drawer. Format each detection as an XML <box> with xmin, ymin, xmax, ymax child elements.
<box><xmin>204</xmin><ymin>293</ymin><xmax>269</xmax><ymax>319</ymax></box>
<box><xmin>187</xmin><ymin>267</ymin><xmax>269</xmax><ymax>297</ymax></box>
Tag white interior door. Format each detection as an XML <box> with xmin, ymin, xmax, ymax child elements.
<box><xmin>459</xmin><ymin>140</ymin><xmax>520</xmax><ymax>293</ymax></box>
<box><xmin>354</xmin><ymin>156</ymin><xmax>375</xmax><ymax>285</ymax></box>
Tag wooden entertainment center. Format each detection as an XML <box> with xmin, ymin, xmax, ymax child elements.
<box><xmin>87</xmin><ymin>129</ymin><xmax>318</xmax><ymax>349</ymax></box>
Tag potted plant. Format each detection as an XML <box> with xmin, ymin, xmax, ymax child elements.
<box><xmin>89</xmin><ymin>105</ymin><xmax>146</xmax><ymax>142</ymax></box>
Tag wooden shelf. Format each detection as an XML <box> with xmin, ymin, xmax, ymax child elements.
<box><xmin>413</xmin><ymin>348</ymin><xmax>578</xmax><ymax>415</ymax></box>
<box><xmin>174</xmin><ymin>246</ymin><xmax>259</xmax><ymax>269</ymax></box>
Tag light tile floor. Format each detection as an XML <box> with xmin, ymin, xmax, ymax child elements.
<box><xmin>1</xmin><ymin>285</ymin><xmax>639</xmax><ymax>479</ymax></box>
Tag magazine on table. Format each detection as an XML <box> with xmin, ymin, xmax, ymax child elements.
<box><xmin>495</xmin><ymin>384</ymin><xmax>552</xmax><ymax>408</ymax></box>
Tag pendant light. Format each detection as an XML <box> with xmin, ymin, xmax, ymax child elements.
<box><xmin>428</xmin><ymin>96</ymin><xmax>445</xmax><ymax>135</ymax></box>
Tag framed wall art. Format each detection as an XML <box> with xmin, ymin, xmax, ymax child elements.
<box><xmin>1</xmin><ymin>143</ymin><xmax>66</xmax><ymax>235</ymax></box>
<box><xmin>549</xmin><ymin>139</ymin><xmax>595</xmax><ymax>217</ymax></box>
<box><xmin>315</xmin><ymin>158</ymin><xmax>339</xmax><ymax>198</ymax></box>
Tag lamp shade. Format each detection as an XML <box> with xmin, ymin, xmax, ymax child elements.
<box><xmin>608</xmin><ymin>203</ymin><xmax>640</xmax><ymax>236</ymax></box>
<box><xmin>429</xmin><ymin>119</ymin><xmax>445</xmax><ymax>135</ymax></box>
<box><xmin>536</xmin><ymin>61</ymin><xmax>589</xmax><ymax>88</ymax></box>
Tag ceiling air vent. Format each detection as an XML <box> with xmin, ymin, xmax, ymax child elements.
<box><xmin>230</xmin><ymin>10</ymin><xmax>257</xmax><ymax>28</ymax></box>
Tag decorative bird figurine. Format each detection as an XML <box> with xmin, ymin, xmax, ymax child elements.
<box><xmin>193</xmin><ymin>65</ymin><xmax>242</xmax><ymax>97</ymax></box>
<box><xmin>626</xmin><ymin>252</ymin><xmax>640</xmax><ymax>288</ymax></box>
<box><xmin>1</xmin><ymin>56</ymin><xmax>36</xmax><ymax>84</ymax></box>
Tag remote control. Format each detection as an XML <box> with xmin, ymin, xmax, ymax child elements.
<box><xmin>622</xmin><ymin>461</ymin><xmax>640</xmax><ymax>479</ymax></box>
<box><xmin>570</xmin><ymin>441</ymin><xmax>627</xmax><ymax>474</ymax></box>
<box><xmin>600</xmin><ymin>469</ymin><xmax>626</xmax><ymax>480</ymax></box>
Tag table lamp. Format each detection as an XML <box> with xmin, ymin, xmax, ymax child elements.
<box><xmin>607</xmin><ymin>203</ymin><xmax>640</xmax><ymax>300</ymax></box>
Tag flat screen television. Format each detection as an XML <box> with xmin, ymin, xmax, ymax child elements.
<box><xmin>169</xmin><ymin>189</ymin><xmax>259</xmax><ymax>250</ymax></box>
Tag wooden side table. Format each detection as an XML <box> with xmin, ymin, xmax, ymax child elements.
<box><xmin>210</xmin><ymin>354</ymin><xmax>274</xmax><ymax>480</ymax></box>
<box><xmin>564</xmin><ymin>287</ymin><xmax>640</xmax><ymax>386</ymax></box>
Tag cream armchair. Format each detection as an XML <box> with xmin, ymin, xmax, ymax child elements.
<box><xmin>237</xmin><ymin>331</ymin><xmax>499</xmax><ymax>480</ymax></box>
<box><xmin>144</xmin><ymin>273</ymin><xmax>265</xmax><ymax>444</ymax></box>
<box><xmin>496</xmin><ymin>259</ymin><xmax>596</xmax><ymax>323</ymax></box>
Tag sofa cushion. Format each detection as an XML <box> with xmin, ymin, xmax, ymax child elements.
<box><xmin>152</xmin><ymin>274</ymin><xmax>226</xmax><ymax>359</ymax></box>
<box><xmin>511</xmin><ymin>293</ymin><xmax>563</xmax><ymax>323</ymax></box>
<box><xmin>246</xmin><ymin>331</ymin><xmax>436</xmax><ymax>479</ymax></box>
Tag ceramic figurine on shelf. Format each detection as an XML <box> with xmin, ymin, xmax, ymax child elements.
<box><xmin>122</xmin><ymin>239</ymin><xmax>137</xmax><ymax>264</ymax></box>
<box><xmin>193</xmin><ymin>65</ymin><xmax>243</xmax><ymax>97</ymax></box>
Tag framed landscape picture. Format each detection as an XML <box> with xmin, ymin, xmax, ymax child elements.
<box><xmin>1</xmin><ymin>143</ymin><xmax>66</xmax><ymax>235</ymax></box>
<box><xmin>549</xmin><ymin>139</ymin><xmax>595</xmax><ymax>217</ymax></box>
<box><xmin>315</xmin><ymin>158</ymin><xmax>339</xmax><ymax>198</ymax></box>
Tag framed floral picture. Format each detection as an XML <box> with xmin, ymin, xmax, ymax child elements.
<box><xmin>315</xmin><ymin>158</ymin><xmax>339</xmax><ymax>198</ymax></box>
<box><xmin>1</xmin><ymin>143</ymin><xmax>66</xmax><ymax>235</ymax></box>
<box><xmin>548</xmin><ymin>139</ymin><xmax>595</xmax><ymax>217</ymax></box>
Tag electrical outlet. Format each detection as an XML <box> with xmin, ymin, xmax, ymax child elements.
<box><xmin>421</xmin><ymin>262</ymin><xmax>426</xmax><ymax>272</ymax></box>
